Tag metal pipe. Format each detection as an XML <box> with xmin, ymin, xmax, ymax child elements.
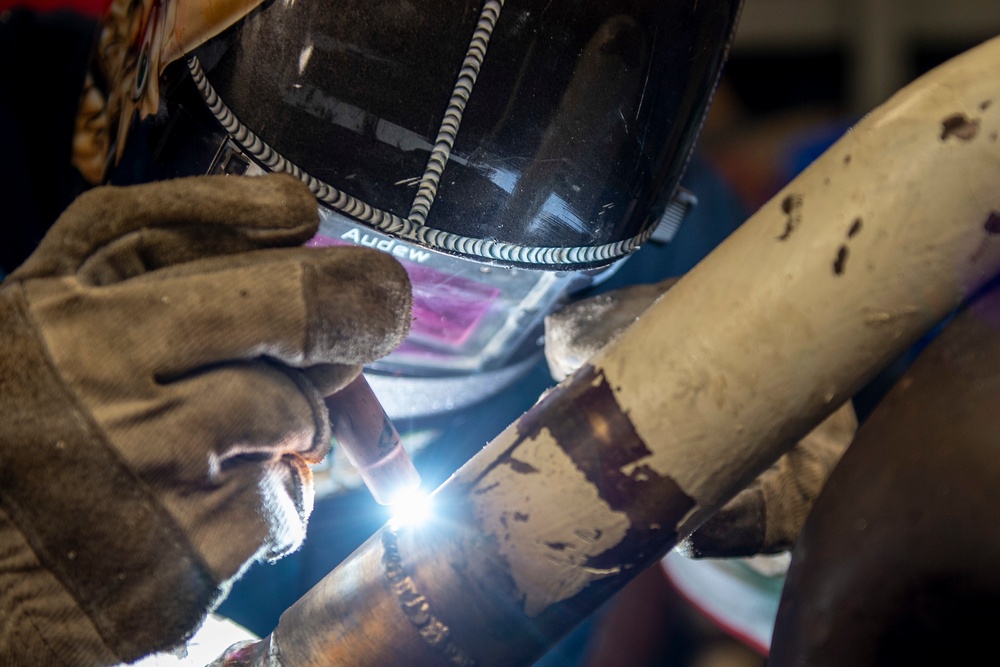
<box><xmin>213</xmin><ymin>35</ymin><xmax>1000</xmax><ymax>667</ymax></box>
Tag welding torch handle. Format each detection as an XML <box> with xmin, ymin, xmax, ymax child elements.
<box><xmin>323</xmin><ymin>374</ymin><xmax>420</xmax><ymax>505</ymax></box>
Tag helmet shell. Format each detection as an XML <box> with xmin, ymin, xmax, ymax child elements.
<box><xmin>104</xmin><ymin>0</ymin><xmax>742</xmax><ymax>269</ymax></box>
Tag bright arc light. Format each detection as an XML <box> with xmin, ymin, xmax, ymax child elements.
<box><xmin>388</xmin><ymin>487</ymin><xmax>434</xmax><ymax>529</ymax></box>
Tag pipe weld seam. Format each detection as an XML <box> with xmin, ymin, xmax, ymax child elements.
<box><xmin>381</xmin><ymin>529</ymin><xmax>478</xmax><ymax>667</ymax></box>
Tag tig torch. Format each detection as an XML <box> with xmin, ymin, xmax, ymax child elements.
<box><xmin>323</xmin><ymin>374</ymin><xmax>421</xmax><ymax>506</ymax></box>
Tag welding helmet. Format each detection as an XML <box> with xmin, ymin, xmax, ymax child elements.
<box><xmin>80</xmin><ymin>0</ymin><xmax>742</xmax><ymax>418</ymax></box>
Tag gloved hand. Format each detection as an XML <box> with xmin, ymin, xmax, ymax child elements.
<box><xmin>0</xmin><ymin>174</ymin><xmax>412</xmax><ymax>666</ymax></box>
<box><xmin>544</xmin><ymin>278</ymin><xmax>857</xmax><ymax>558</ymax></box>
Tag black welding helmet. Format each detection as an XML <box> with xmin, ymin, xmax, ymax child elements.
<box><xmin>85</xmin><ymin>0</ymin><xmax>742</xmax><ymax>416</ymax></box>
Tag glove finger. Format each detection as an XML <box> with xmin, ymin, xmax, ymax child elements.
<box><xmin>544</xmin><ymin>278</ymin><xmax>678</xmax><ymax>380</ymax></box>
<box><xmin>755</xmin><ymin>401</ymin><xmax>857</xmax><ymax>550</ymax></box>
<box><xmin>119</xmin><ymin>360</ymin><xmax>332</xmax><ymax>582</ymax></box>
<box><xmin>108</xmin><ymin>245</ymin><xmax>412</xmax><ymax>375</ymax></box>
<box><xmin>12</xmin><ymin>174</ymin><xmax>317</xmax><ymax>284</ymax></box>
<box><xmin>680</xmin><ymin>401</ymin><xmax>858</xmax><ymax>558</ymax></box>
<box><xmin>302</xmin><ymin>363</ymin><xmax>363</xmax><ymax>396</ymax></box>
<box><xmin>677</xmin><ymin>486</ymin><xmax>767</xmax><ymax>558</ymax></box>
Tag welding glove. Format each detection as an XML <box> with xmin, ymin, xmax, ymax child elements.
<box><xmin>0</xmin><ymin>174</ymin><xmax>412</xmax><ymax>666</ymax></box>
<box><xmin>544</xmin><ymin>278</ymin><xmax>857</xmax><ymax>558</ymax></box>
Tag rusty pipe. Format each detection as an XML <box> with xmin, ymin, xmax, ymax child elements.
<box><xmin>212</xmin><ymin>36</ymin><xmax>1000</xmax><ymax>667</ymax></box>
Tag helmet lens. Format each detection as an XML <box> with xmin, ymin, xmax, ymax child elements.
<box><xmin>309</xmin><ymin>206</ymin><xmax>600</xmax><ymax>375</ymax></box>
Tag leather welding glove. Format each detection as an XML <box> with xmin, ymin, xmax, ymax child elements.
<box><xmin>544</xmin><ymin>278</ymin><xmax>857</xmax><ymax>558</ymax></box>
<box><xmin>0</xmin><ymin>174</ymin><xmax>412</xmax><ymax>666</ymax></box>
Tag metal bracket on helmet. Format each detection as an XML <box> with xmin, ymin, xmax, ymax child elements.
<box><xmin>650</xmin><ymin>187</ymin><xmax>698</xmax><ymax>245</ymax></box>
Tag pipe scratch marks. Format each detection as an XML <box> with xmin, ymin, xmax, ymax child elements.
<box><xmin>941</xmin><ymin>112</ymin><xmax>981</xmax><ymax>141</ymax></box>
<box><xmin>985</xmin><ymin>212</ymin><xmax>1000</xmax><ymax>235</ymax></box>
<box><xmin>833</xmin><ymin>245</ymin><xmax>849</xmax><ymax>275</ymax></box>
<box><xmin>835</xmin><ymin>217</ymin><xmax>864</xmax><ymax>276</ymax></box>
<box><xmin>777</xmin><ymin>194</ymin><xmax>803</xmax><ymax>241</ymax></box>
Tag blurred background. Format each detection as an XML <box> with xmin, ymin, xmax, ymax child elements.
<box><xmin>704</xmin><ymin>0</ymin><xmax>1000</xmax><ymax>213</ymax></box>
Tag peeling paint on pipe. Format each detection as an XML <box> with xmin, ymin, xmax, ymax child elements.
<box><xmin>211</xmin><ymin>35</ymin><xmax>1000</xmax><ymax>667</ymax></box>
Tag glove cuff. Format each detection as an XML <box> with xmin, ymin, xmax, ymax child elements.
<box><xmin>0</xmin><ymin>286</ymin><xmax>219</xmax><ymax>663</ymax></box>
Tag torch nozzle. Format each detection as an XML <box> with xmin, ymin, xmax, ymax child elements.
<box><xmin>323</xmin><ymin>374</ymin><xmax>420</xmax><ymax>506</ymax></box>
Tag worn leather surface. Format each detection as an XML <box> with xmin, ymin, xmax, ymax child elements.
<box><xmin>0</xmin><ymin>174</ymin><xmax>411</xmax><ymax>664</ymax></box>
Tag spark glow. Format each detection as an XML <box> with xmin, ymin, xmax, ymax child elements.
<box><xmin>388</xmin><ymin>487</ymin><xmax>434</xmax><ymax>529</ymax></box>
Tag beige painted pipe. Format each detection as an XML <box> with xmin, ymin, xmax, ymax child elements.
<box><xmin>212</xmin><ymin>35</ymin><xmax>1000</xmax><ymax>667</ymax></box>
